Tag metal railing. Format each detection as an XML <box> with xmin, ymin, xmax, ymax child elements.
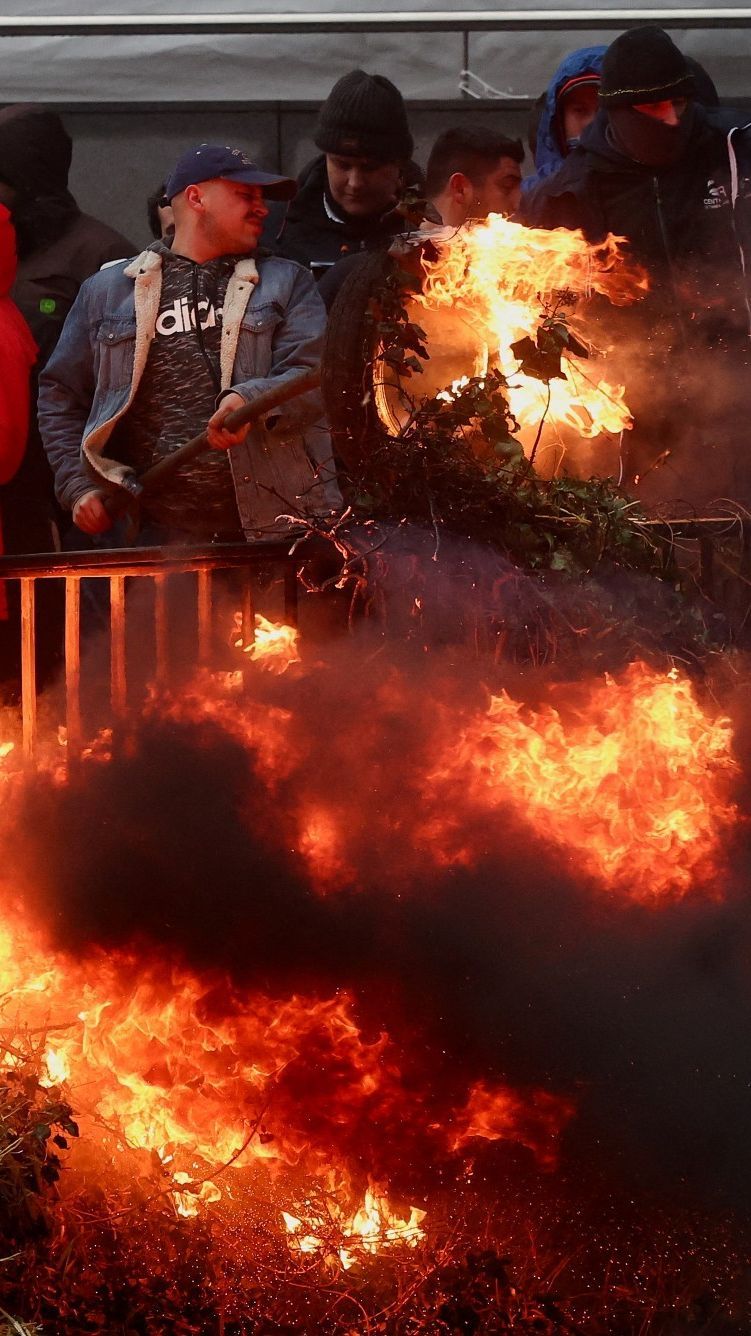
<box><xmin>638</xmin><ymin>515</ymin><xmax>751</xmax><ymax>598</ymax></box>
<box><xmin>0</xmin><ymin>517</ymin><xmax>748</xmax><ymax>765</ymax></box>
<box><xmin>1</xmin><ymin>11</ymin><xmax>751</xmax><ymax>37</ymax></box>
<box><xmin>0</xmin><ymin>542</ymin><xmax>304</xmax><ymax>765</ymax></box>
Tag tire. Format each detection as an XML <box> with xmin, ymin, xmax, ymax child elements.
<box><xmin>321</xmin><ymin>250</ymin><xmax>402</xmax><ymax>471</ymax></box>
<box><xmin>322</xmin><ymin>246</ymin><xmax>491</xmax><ymax>475</ymax></box>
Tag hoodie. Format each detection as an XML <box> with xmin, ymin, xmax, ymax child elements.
<box><xmin>523</xmin><ymin>45</ymin><xmax>606</xmax><ymax>194</ymax></box>
<box><xmin>0</xmin><ymin>105</ymin><xmax>134</xmax><ymax>365</ymax></box>
<box><xmin>522</xmin><ymin>101</ymin><xmax>751</xmax><ymax>503</ymax></box>
<box><xmin>522</xmin><ymin>105</ymin><xmax>745</xmax><ymax>317</ymax></box>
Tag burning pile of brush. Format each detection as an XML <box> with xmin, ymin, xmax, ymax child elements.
<box><xmin>367</xmin><ymin>215</ymin><xmax>648</xmax><ymax>474</ymax></box>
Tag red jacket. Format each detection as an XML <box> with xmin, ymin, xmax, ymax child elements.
<box><xmin>0</xmin><ymin>204</ymin><xmax>36</xmax><ymax>477</ymax></box>
<box><xmin>0</xmin><ymin>205</ymin><xmax>37</xmax><ymax>613</ymax></box>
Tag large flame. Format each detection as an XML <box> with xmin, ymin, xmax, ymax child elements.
<box><xmin>0</xmin><ymin>631</ymin><xmax>741</xmax><ymax>1280</ymax></box>
<box><xmin>436</xmin><ymin>664</ymin><xmax>738</xmax><ymax>898</ymax></box>
<box><xmin>0</xmin><ymin>902</ymin><xmax>570</xmax><ymax>1259</ymax></box>
<box><xmin>377</xmin><ymin>216</ymin><xmax>648</xmax><ymax>458</ymax></box>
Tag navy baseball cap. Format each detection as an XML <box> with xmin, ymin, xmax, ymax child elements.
<box><xmin>164</xmin><ymin>143</ymin><xmax>297</xmax><ymax>202</ymax></box>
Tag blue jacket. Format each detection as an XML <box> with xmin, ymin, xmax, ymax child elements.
<box><xmin>523</xmin><ymin>46</ymin><xmax>606</xmax><ymax>195</ymax></box>
<box><xmin>38</xmin><ymin>244</ymin><xmax>341</xmax><ymax>541</ymax></box>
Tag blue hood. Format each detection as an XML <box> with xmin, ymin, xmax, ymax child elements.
<box><xmin>523</xmin><ymin>45</ymin><xmax>606</xmax><ymax>194</ymax></box>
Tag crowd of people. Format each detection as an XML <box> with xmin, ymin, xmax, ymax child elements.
<box><xmin>0</xmin><ymin>23</ymin><xmax>749</xmax><ymax>620</ymax></box>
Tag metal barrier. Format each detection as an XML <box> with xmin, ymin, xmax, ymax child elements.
<box><xmin>637</xmin><ymin>515</ymin><xmax>751</xmax><ymax>601</ymax></box>
<box><xmin>0</xmin><ymin>542</ymin><xmax>303</xmax><ymax>765</ymax></box>
<box><xmin>0</xmin><ymin>518</ymin><xmax>747</xmax><ymax>765</ymax></box>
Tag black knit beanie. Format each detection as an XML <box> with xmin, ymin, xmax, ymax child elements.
<box><xmin>314</xmin><ymin>69</ymin><xmax>414</xmax><ymax>162</ymax></box>
<box><xmin>599</xmin><ymin>26</ymin><xmax>695</xmax><ymax>107</ymax></box>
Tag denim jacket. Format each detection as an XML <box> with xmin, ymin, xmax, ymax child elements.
<box><xmin>38</xmin><ymin>245</ymin><xmax>341</xmax><ymax>540</ymax></box>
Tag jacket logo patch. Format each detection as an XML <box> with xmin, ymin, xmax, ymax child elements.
<box><xmin>704</xmin><ymin>179</ymin><xmax>729</xmax><ymax>210</ymax></box>
<box><xmin>155</xmin><ymin>297</ymin><xmax>223</xmax><ymax>336</ymax></box>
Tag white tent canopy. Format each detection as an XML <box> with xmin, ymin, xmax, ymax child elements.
<box><xmin>0</xmin><ymin>4</ymin><xmax>748</xmax><ymax>102</ymax></box>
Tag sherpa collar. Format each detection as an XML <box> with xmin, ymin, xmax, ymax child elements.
<box><xmin>123</xmin><ymin>246</ymin><xmax>259</xmax><ymax>285</ymax></box>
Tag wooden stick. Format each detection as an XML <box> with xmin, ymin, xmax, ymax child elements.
<box><xmin>136</xmin><ymin>366</ymin><xmax>321</xmax><ymax>495</ymax></box>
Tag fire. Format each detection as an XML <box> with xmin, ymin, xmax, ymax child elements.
<box><xmin>454</xmin><ymin>1081</ymin><xmax>577</xmax><ymax>1170</ymax></box>
<box><xmin>299</xmin><ymin>806</ymin><xmax>352</xmax><ymax>891</ymax></box>
<box><xmin>0</xmin><ymin>880</ymin><xmax>576</xmax><ymax>1263</ymax></box>
<box><xmin>0</xmin><ymin>621</ymin><xmax>742</xmax><ymax>1297</ymax></box>
<box><xmin>148</xmin><ymin>654</ymin><xmax>739</xmax><ymax>902</ymax></box>
<box><xmin>0</xmin><ymin>916</ymin><xmax>410</xmax><ymax>1234</ymax></box>
<box><xmin>232</xmin><ymin>610</ymin><xmax>301</xmax><ymax>673</ymax></box>
<box><xmin>283</xmin><ymin>1185</ymin><xmax>426</xmax><ymax>1269</ymax></box>
<box><xmin>377</xmin><ymin>216</ymin><xmax>647</xmax><ymax>459</ymax></box>
<box><xmin>35</xmin><ymin>974</ymin><xmax>393</xmax><ymax>1177</ymax></box>
<box><xmin>0</xmin><ymin>881</ymin><xmax>444</xmax><ymax>1260</ymax></box>
<box><xmin>438</xmin><ymin>663</ymin><xmax>738</xmax><ymax>898</ymax></box>
<box><xmin>39</xmin><ymin>1045</ymin><xmax>71</xmax><ymax>1087</ymax></box>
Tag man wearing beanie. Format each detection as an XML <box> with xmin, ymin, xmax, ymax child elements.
<box><xmin>523</xmin><ymin>28</ymin><xmax>728</xmax><ymax>253</ymax></box>
<box><xmin>276</xmin><ymin>69</ymin><xmax>417</xmax><ymax>273</ymax></box>
<box><xmin>0</xmin><ymin>106</ymin><xmax>134</xmax><ymax>367</ymax></box>
<box><xmin>523</xmin><ymin>26</ymin><xmax>751</xmax><ymax>507</ymax></box>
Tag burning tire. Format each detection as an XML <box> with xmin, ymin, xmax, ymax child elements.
<box><xmin>321</xmin><ymin>250</ymin><xmax>399</xmax><ymax>471</ymax></box>
<box><xmin>322</xmin><ymin>220</ymin><xmax>642</xmax><ymax>483</ymax></box>
<box><xmin>322</xmin><ymin>244</ymin><xmax>492</xmax><ymax>473</ymax></box>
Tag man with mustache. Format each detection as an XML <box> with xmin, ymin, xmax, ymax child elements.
<box><xmin>39</xmin><ymin>144</ymin><xmax>341</xmax><ymax>545</ymax></box>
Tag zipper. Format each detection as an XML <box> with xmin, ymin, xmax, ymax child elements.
<box><xmin>191</xmin><ymin>262</ymin><xmax>222</xmax><ymax>395</ymax></box>
<box><xmin>653</xmin><ymin>173</ymin><xmax>689</xmax><ymax>349</ymax></box>
<box><xmin>727</xmin><ymin>123</ymin><xmax>751</xmax><ymax>338</ymax></box>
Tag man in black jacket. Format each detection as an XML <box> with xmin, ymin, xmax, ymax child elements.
<box><xmin>523</xmin><ymin>28</ymin><xmax>751</xmax><ymax>506</ymax></box>
<box><xmin>0</xmin><ymin>106</ymin><xmax>135</xmax><ymax>367</ymax></box>
<box><xmin>276</xmin><ymin>69</ymin><xmax>416</xmax><ymax>276</ymax></box>
<box><xmin>0</xmin><ymin>106</ymin><xmax>136</xmax><ymax>556</ymax></box>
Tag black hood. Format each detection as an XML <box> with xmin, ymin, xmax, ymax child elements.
<box><xmin>0</xmin><ymin>105</ymin><xmax>79</xmax><ymax>259</ymax></box>
<box><xmin>579</xmin><ymin>107</ymin><xmax>643</xmax><ymax>168</ymax></box>
<box><xmin>288</xmin><ymin>153</ymin><xmax>329</xmax><ymax>217</ymax></box>
<box><xmin>0</xmin><ymin>105</ymin><xmax>72</xmax><ymax>196</ymax></box>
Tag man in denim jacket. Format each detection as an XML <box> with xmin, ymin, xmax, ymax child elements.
<box><xmin>38</xmin><ymin>144</ymin><xmax>341</xmax><ymax>544</ymax></box>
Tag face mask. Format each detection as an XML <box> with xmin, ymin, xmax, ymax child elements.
<box><xmin>607</xmin><ymin>103</ymin><xmax>695</xmax><ymax>169</ymax></box>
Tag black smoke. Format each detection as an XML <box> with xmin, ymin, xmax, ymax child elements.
<box><xmin>7</xmin><ymin>630</ymin><xmax>751</xmax><ymax>1211</ymax></box>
